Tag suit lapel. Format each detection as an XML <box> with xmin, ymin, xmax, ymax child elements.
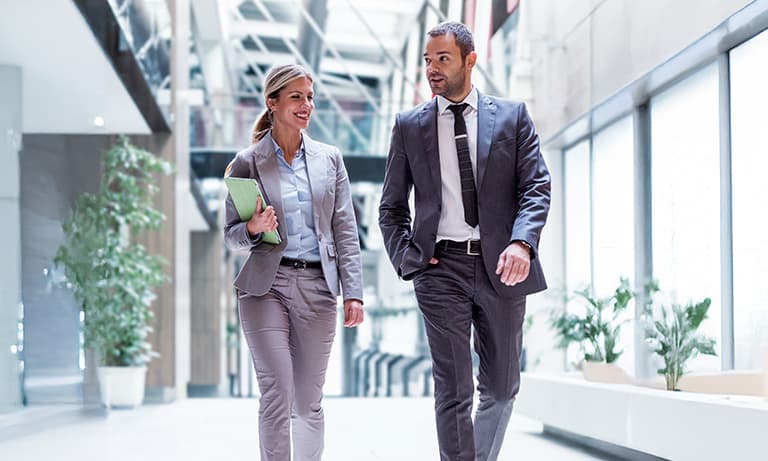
<box><xmin>252</xmin><ymin>134</ymin><xmax>287</xmax><ymax>243</ymax></box>
<box><xmin>302</xmin><ymin>134</ymin><xmax>328</xmax><ymax>224</ymax></box>
<box><xmin>419</xmin><ymin>99</ymin><xmax>441</xmax><ymax>192</ymax></box>
<box><xmin>476</xmin><ymin>93</ymin><xmax>496</xmax><ymax>191</ymax></box>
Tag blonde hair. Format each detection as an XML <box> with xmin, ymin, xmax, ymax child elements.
<box><xmin>251</xmin><ymin>64</ymin><xmax>314</xmax><ymax>144</ymax></box>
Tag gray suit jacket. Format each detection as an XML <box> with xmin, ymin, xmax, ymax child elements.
<box><xmin>378</xmin><ymin>93</ymin><xmax>551</xmax><ymax>297</ymax></box>
<box><xmin>224</xmin><ymin>133</ymin><xmax>363</xmax><ymax>301</ymax></box>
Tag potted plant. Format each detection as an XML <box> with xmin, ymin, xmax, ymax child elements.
<box><xmin>642</xmin><ymin>282</ymin><xmax>717</xmax><ymax>391</ymax></box>
<box><xmin>550</xmin><ymin>277</ymin><xmax>634</xmax><ymax>383</ymax></box>
<box><xmin>54</xmin><ymin>136</ymin><xmax>172</xmax><ymax>407</ymax></box>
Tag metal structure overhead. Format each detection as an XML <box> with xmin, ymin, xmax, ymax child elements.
<box><xmin>189</xmin><ymin>0</ymin><xmax>519</xmax><ymax>155</ymax></box>
<box><xmin>223</xmin><ymin>0</ymin><xmax>422</xmax><ymax>102</ymax></box>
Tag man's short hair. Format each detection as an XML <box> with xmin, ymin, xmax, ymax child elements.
<box><xmin>427</xmin><ymin>21</ymin><xmax>475</xmax><ymax>59</ymax></box>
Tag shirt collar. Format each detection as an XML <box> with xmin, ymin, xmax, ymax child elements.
<box><xmin>437</xmin><ymin>86</ymin><xmax>478</xmax><ymax>115</ymax></box>
<box><xmin>271</xmin><ymin>134</ymin><xmax>306</xmax><ymax>159</ymax></box>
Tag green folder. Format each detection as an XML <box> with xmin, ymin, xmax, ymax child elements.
<box><xmin>224</xmin><ymin>177</ymin><xmax>282</xmax><ymax>245</ymax></box>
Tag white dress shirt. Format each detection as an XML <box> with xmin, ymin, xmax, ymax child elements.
<box><xmin>436</xmin><ymin>87</ymin><xmax>481</xmax><ymax>242</ymax></box>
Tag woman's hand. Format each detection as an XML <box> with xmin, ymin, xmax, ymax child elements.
<box><xmin>246</xmin><ymin>196</ymin><xmax>278</xmax><ymax>236</ymax></box>
<box><xmin>343</xmin><ymin>299</ymin><xmax>364</xmax><ymax>327</ymax></box>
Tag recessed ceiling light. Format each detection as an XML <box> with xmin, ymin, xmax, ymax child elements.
<box><xmin>93</xmin><ymin>116</ymin><xmax>105</xmax><ymax>127</ymax></box>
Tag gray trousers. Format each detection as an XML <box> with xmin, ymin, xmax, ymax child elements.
<box><xmin>238</xmin><ymin>265</ymin><xmax>337</xmax><ymax>461</ymax></box>
<box><xmin>413</xmin><ymin>248</ymin><xmax>526</xmax><ymax>461</ymax></box>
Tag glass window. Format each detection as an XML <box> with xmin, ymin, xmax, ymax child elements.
<box><xmin>730</xmin><ymin>29</ymin><xmax>768</xmax><ymax>370</ymax></box>
<box><xmin>651</xmin><ymin>62</ymin><xmax>721</xmax><ymax>371</ymax></box>
<box><xmin>592</xmin><ymin>116</ymin><xmax>635</xmax><ymax>372</ymax></box>
<box><xmin>593</xmin><ymin>116</ymin><xmax>635</xmax><ymax>294</ymax></box>
<box><xmin>564</xmin><ymin>140</ymin><xmax>592</xmax><ymax>294</ymax></box>
<box><xmin>563</xmin><ymin>140</ymin><xmax>591</xmax><ymax>366</ymax></box>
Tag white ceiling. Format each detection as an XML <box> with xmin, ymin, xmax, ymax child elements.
<box><xmin>0</xmin><ymin>0</ymin><xmax>150</xmax><ymax>134</ymax></box>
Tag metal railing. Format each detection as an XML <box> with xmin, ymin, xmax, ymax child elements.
<box><xmin>190</xmin><ymin>103</ymin><xmax>397</xmax><ymax>155</ymax></box>
<box><xmin>107</xmin><ymin>0</ymin><xmax>172</xmax><ymax>96</ymax></box>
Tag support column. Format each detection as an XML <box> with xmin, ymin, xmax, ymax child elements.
<box><xmin>0</xmin><ymin>65</ymin><xmax>22</xmax><ymax>410</ymax></box>
<box><xmin>139</xmin><ymin>133</ymin><xmax>176</xmax><ymax>402</ymax></box>
<box><xmin>718</xmin><ymin>53</ymin><xmax>734</xmax><ymax>371</ymax></box>
<box><xmin>188</xmin><ymin>230</ymin><xmax>222</xmax><ymax>396</ymax></box>
<box><xmin>145</xmin><ymin>0</ymin><xmax>192</xmax><ymax>402</ymax></box>
<box><xmin>633</xmin><ymin>104</ymin><xmax>655</xmax><ymax>379</ymax></box>
<box><xmin>172</xmin><ymin>0</ymin><xmax>192</xmax><ymax>400</ymax></box>
<box><xmin>142</xmin><ymin>0</ymin><xmax>192</xmax><ymax>403</ymax></box>
<box><xmin>298</xmin><ymin>0</ymin><xmax>328</xmax><ymax>73</ymax></box>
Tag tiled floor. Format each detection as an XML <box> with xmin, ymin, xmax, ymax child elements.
<box><xmin>0</xmin><ymin>398</ymin><xmax>623</xmax><ymax>460</ymax></box>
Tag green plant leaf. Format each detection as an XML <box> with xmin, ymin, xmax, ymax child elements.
<box><xmin>548</xmin><ymin>277</ymin><xmax>632</xmax><ymax>363</ymax></box>
<box><xmin>54</xmin><ymin>137</ymin><xmax>173</xmax><ymax>367</ymax></box>
<box><xmin>641</xmin><ymin>285</ymin><xmax>718</xmax><ymax>391</ymax></box>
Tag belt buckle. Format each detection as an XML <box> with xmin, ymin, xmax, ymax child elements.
<box><xmin>466</xmin><ymin>240</ymin><xmax>480</xmax><ymax>256</ymax></box>
<box><xmin>293</xmin><ymin>259</ymin><xmax>308</xmax><ymax>270</ymax></box>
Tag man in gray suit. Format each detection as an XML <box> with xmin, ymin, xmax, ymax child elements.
<box><xmin>379</xmin><ymin>22</ymin><xmax>551</xmax><ymax>461</ymax></box>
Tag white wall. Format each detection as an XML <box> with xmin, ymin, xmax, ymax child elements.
<box><xmin>0</xmin><ymin>0</ymin><xmax>150</xmax><ymax>134</ymax></box>
<box><xmin>523</xmin><ymin>0</ymin><xmax>752</xmax><ymax>138</ymax></box>
<box><xmin>20</xmin><ymin>135</ymin><xmax>107</xmax><ymax>404</ymax></box>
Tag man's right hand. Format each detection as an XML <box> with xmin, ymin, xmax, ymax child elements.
<box><xmin>246</xmin><ymin>196</ymin><xmax>278</xmax><ymax>236</ymax></box>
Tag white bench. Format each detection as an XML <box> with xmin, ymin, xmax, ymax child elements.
<box><xmin>516</xmin><ymin>373</ymin><xmax>768</xmax><ymax>461</ymax></box>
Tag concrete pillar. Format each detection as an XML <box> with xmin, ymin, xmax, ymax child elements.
<box><xmin>298</xmin><ymin>0</ymin><xmax>328</xmax><ymax>73</ymax></box>
<box><xmin>166</xmin><ymin>0</ymin><xmax>192</xmax><ymax>401</ymax></box>
<box><xmin>136</xmin><ymin>133</ymin><xmax>177</xmax><ymax>402</ymax></box>
<box><xmin>633</xmin><ymin>105</ymin><xmax>655</xmax><ymax>379</ymax></box>
<box><xmin>188</xmin><ymin>230</ymin><xmax>222</xmax><ymax>396</ymax></box>
<box><xmin>0</xmin><ymin>65</ymin><xmax>22</xmax><ymax>410</ymax></box>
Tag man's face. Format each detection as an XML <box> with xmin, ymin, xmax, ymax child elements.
<box><xmin>423</xmin><ymin>33</ymin><xmax>476</xmax><ymax>101</ymax></box>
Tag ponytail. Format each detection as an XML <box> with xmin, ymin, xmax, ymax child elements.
<box><xmin>252</xmin><ymin>109</ymin><xmax>272</xmax><ymax>144</ymax></box>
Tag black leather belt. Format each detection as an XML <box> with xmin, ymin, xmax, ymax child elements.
<box><xmin>437</xmin><ymin>239</ymin><xmax>481</xmax><ymax>256</ymax></box>
<box><xmin>280</xmin><ymin>257</ymin><xmax>322</xmax><ymax>269</ymax></box>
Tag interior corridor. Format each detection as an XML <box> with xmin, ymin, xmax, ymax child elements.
<box><xmin>0</xmin><ymin>398</ymin><xmax>625</xmax><ymax>461</ymax></box>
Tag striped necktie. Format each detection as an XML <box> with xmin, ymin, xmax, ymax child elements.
<box><xmin>448</xmin><ymin>103</ymin><xmax>478</xmax><ymax>227</ymax></box>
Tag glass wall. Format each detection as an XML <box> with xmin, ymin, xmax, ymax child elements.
<box><xmin>557</xmin><ymin>44</ymin><xmax>768</xmax><ymax>376</ymax></box>
<box><xmin>564</xmin><ymin>140</ymin><xmax>592</xmax><ymax>294</ymax></box>
<box><xmin>592</xmin><ymin>116</ymin><xmax>635</xmax><ymax>371</ymax></box>
<box><xmin>730</xmin><ymin>29</ymin><xmax>768</xmax><ymax>370</ymax></box>
<box><xmin>592</xmin><ymin>116</ymin><xmax>635</xmax><ymax>295</ymax></box>
<box><xmin>563</xmin><ymin>140</ymin><xmax>591</xmax><ymax>365</ymax></box>
<box><xmin>650</xmin><ymin>62</ymin><xmax>721</xmax><ymax>371</ymax></box>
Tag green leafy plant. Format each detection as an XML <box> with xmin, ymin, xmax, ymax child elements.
<box><xmin>643</xmin><ymin>282</ymin><xmax>717</xmax><ymax>391</ymax></box>
<box><xmin>550</xmin><ymin>277</ymin><xmax>633</xmax><ymax>363</ymax></box>
<box><xmin>54</xmin><ymin>136</ymin><xmax>172</xmax><ymax>367</ymax></box>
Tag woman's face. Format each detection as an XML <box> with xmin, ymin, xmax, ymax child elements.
<box><xmin>268</xmin><ymin>76</ymin><xmax>314</xmax><ymax>133</ymax></box>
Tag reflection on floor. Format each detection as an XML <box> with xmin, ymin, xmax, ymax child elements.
<box><xmin>0</xmin><ymin>398</ymin><xmax>625</xmax><ymax>460</ymax></box>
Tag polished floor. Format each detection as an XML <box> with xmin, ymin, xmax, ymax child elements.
<box><xmin>0</xmin><ymin>398</ymin><xmax>624</xmax><ymax>460</ymax></box>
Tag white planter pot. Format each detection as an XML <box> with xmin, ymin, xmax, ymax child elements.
<box><xmin>97</xmin><ymin>366</ymin><xmax>147</xmax><ymax>408</ymax></box>
<box><xmin>582</xmin><ymin>361</ymin><xmax>632</xmax><ymax>385</ymax></box>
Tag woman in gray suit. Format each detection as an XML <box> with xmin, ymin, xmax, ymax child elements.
<box><xmin>224</xmin><ymin>64</ymin><xmax>364</xmax><ymax>461</ymax></box>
